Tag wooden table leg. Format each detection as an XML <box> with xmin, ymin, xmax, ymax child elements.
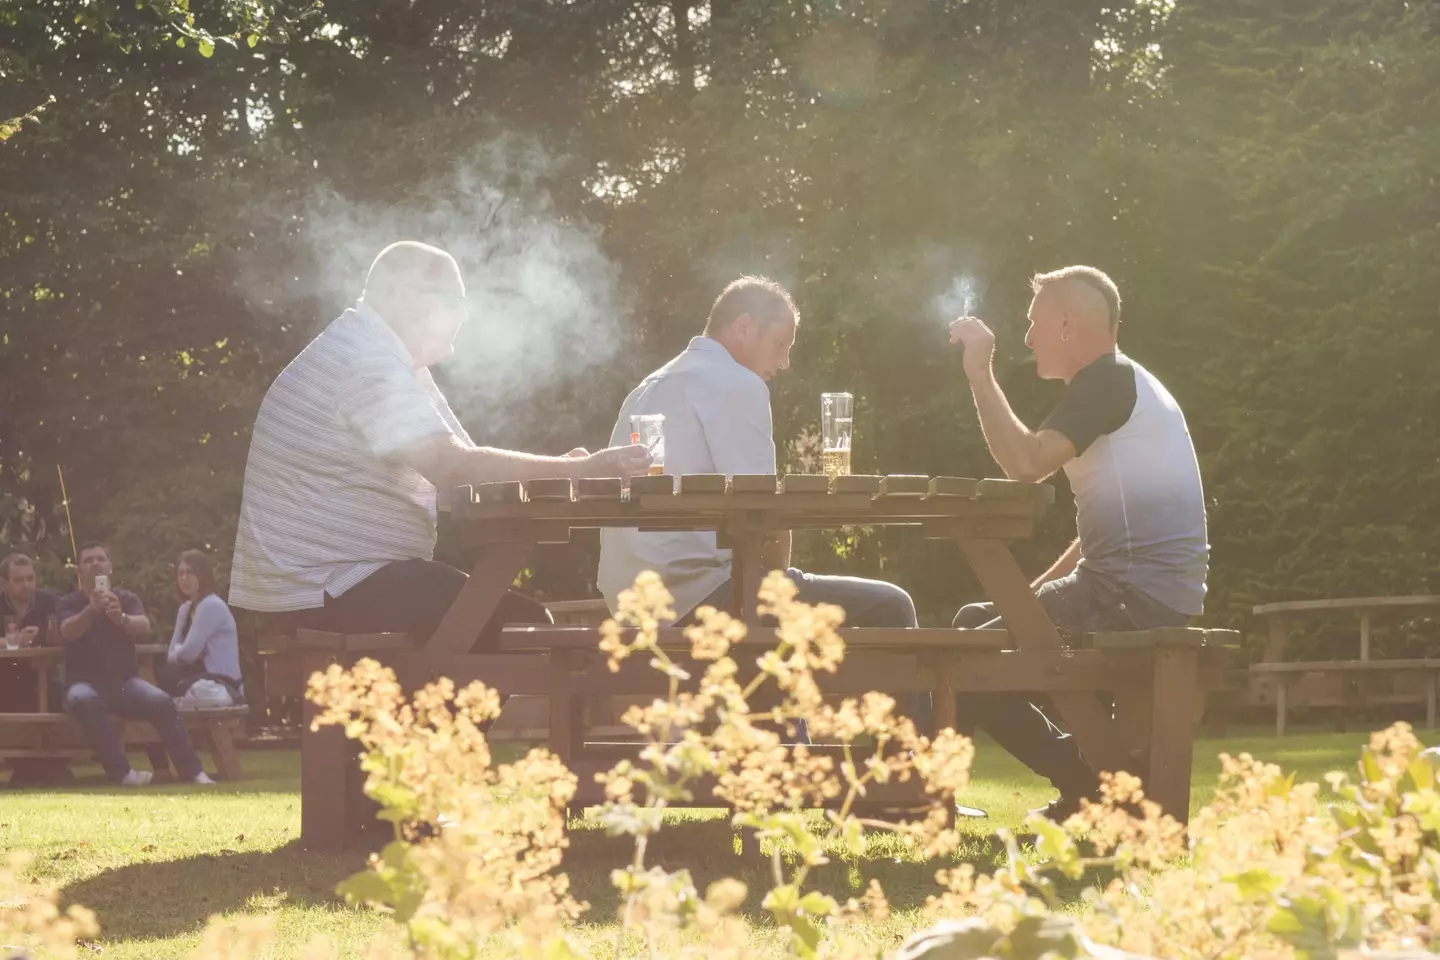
<box><xmin>36</xmin><ymin>665</ymin><xmax>48</xmax><ymax>713</ymax></box>
<box><xmin>956</xmin><ymin>538</ymin><xmax>1120</xmax><ymax>771</ymax></box>
<box><xmin>1275</xmin><ymin>679</ymin><xmax>1288</xmax><ymax>738</ymax></box>
<box><xmin>300</xmin><ymin>648</ymin><xmax>351</xmax><ymax>850</ymax></box>
<box><xmin>1145</xmin><ymin>645</ymin><xmax>1199</xmax><ymax>823</ymax></box>
<box><xmin>1427</xmin><ymin>673</ymin><xmax>1437</xmax><ymax>730</ymax></box>
<box><xmin>1359</xmin><ymin>614</ymin><xmax>1371</xmax><ymax>661</ymax></box>
<box><xmin>1265</xmin><ymin>616</ymin><xmax>1287</xmax><ymax>663</ymax></box>
<box><xmin>727</xmin><ymin>520</ymin><xmax>765</xmax><ymax>627</ymax></box>
<box><xmin>933</xmin><ymin>654</ymin><xmax>957</xmax><ymax>733</ymax></box>
<box><xmin>428</xmin><ymin>542</ymin><xmax>533</xmax><ymax>654</ymax></box>
<box><xmin>548</xmin><ymin>649</ymin><xmax>577</xmax><ymax>766</ymax></box>
<box><xmin>1111</xmin><ymin>677</ymin><xmax>1155</xmax><ymax>778</ymax></box>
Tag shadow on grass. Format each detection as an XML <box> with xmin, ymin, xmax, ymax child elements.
<box><xmin>60</xmin><ymin>840</ymin><xmax>363</xmax><ymax>943</ymax></box>
<box><xmin>562</xmin><ymin>814</ymin><xmax>1010</xmax><ymax>922</ymax></box>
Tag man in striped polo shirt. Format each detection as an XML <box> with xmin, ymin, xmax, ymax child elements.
<box><xmin>231</xmin><ymin>241</ymin><xmax>650</xmax><ymax>646</ymax></box>
<box><xmin>948</xmin><ymin>266</ymin><xmax>1209</xmax><ymax>821</ymax></box>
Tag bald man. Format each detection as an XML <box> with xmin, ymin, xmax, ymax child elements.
<box><xmin>231</xmin><ymin>241</ymin><xmax>651</xmax><ymax>646</ymax></box>
<box><xmin>947</xmin><ymin>266</ymin><xmax>1209</xmax><ymax>821</ymax></box>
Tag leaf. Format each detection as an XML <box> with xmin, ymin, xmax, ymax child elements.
<box><xmin>1360</xmin><ymin>749</ymin><xmax>1384</xmax><ymax>786</ymax></box>
<box><xmin>1005</xmin><ymin>914</ymin><xmax>1083</xmax><ymax>960</ymax></box>
<box><xmin>798</xmin><ymin>890</ymin><xmax>838</xmax><ymax>917</ymax></box>
<box><xmin>175</xmin><ymin>35</ymin><xmax>185</xmax><ymax>48</ymax></box>
<box><xmin>197</xmin><ymin>37</ymin><xmax>214</xmax><ymax>58</ymax></box>
<box><xmin>842</xmin><ymin>817</ymin><xmax>865</xmax><ymax>857</ymax></box>
<box><xmin>1027</xmin><ymin>816</ymin><xmax>1083</xmax><ymax>880</ymax></box>
<box><xmin>246</xmin><ymin>34</ymin><xmax>258</xmax><ymax>48</ymax></box>
<box><xmin>1224</xmin><ymin>867</ymin><xmax>1283</xmax><ymax>900</ymax></box>
<box><xmin>1267</xmin><ymin>896</ymin><xmax>1341</xmax><ymax>960</ymax></box>
<box><xmin>336</xmin><ymin>870</ymin><xmax>396</xmax><ymax>907</ymax></box>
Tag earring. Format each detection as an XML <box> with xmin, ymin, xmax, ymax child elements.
<box><xmin>1061</xmin><ymin>331</ymin><xmax>1070</xmax><ymax>342</ymax></box>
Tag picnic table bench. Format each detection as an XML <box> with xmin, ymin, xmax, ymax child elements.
<box><xmin>0</xmin><ymin>643</ymin><xmax>247</xmax><ymax>782</ymax></box>
<box><xmin>293</xmin><ymin>473</ymin><xmax>1234</xmax><ymax>848</ymax></box>
<box><xmin>1248</xmin><ymin>596</ymin><xmax>1440</xmax><ymax>736</ymax></box>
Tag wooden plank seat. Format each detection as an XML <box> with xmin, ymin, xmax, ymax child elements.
<box><xmin>1249</xmin><ymin>658</ymin><xmax>1440</xmax><ymax>736</ymax></box>
<box><xmin>0</xmin><ymin>705</ymin><xmax>249</xmax><ymax>781</ymax></box>
<box><xmin>296</xmin><ymin>625</ymin><xmax>1231</xmax><ymax>846</ymax></box>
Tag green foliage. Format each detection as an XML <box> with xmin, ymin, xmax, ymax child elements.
<box><xmin>2</xmin><ymin>0</ymin><xmax>1436</xmax><ymax>658</ymax></box>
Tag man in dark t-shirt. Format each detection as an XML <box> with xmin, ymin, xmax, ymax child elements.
<box><xmin>948</xmin><ymin>266</ymin><xmax>1209</xmax><ymax>821</ymax></box>
<box><xmin>57</xmin><ymin>542</ymin><xmax>211</xmax><ymax>786</ymax></box>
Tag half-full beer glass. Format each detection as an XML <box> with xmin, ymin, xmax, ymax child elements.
<box><xmin>630</xmin><ymin>414</ymin><xmax>666</xmax><ymax>475</ymax></box>
<box><xmin>820</xmin><ymin>392</ymin><xmax>853</xmax><ymax>478</ymax></box>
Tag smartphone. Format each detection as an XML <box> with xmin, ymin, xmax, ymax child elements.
<box><xmin>94</xmin><ymin>574</ymin><xmax>110</xmax><ymax>592</ymax></box>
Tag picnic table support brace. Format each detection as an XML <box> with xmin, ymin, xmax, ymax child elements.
<box><xmin>956</xmin><ymin>538</ymin><xmax>1120</xmax><ymax>773</ymax></box>
<box><xmin>428</xmin><ymin>543</ymin><xmax>533</xmax><ymax>654</ymax></box>
<box><xmin>1428</xmin><ymin>674</ymin><xmax>1437</xmax><ymax>730</ymax></box>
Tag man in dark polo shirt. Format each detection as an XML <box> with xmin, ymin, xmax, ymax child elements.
<box><xmin>1</xmin><ymin>553</ymin><xmax>70</xmax><ymax>783</ymax></box>
<box><xmin>57</xmin><ymin>542</ymin><xmax>212</xmax><ymax>786</ymax></box>
<box><xmin>2</xmin><ymin>553</ymin><xmax>60</xmax><ymax>709</ymax></box>
<box><xmin>948</xmin><ymin>266</ymin><xmax>1209</xmax><ymax>820</ymax></box>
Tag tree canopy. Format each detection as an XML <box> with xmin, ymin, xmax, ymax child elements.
<box><xmin>3</xmin><ymin>0</ymin><xmax>1437</xmax><ymax>648</ymax></box>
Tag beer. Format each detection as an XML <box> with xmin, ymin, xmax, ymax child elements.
<box><xmin>821</xmin><ymin>448</ymin><xmax>851</xmax><ymax>478</ymax></box>
<box><xmin>648</xmin><ymin>463</ymin><xmax>665</xmax><ymax>476</ymax></box>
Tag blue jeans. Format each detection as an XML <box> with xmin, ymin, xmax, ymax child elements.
<box><xmin>683</xmin><ymin>567</ymin><xmax>918</xmax><ymax>629</ymax></box>
<box><xmin>64</xmin><ymin>677</ymin><xmax>204</xmax><ymax>782</ymax></box>
<box><xmin>681</xmin><ymin>568</ymin><xmax>920</xmax><ymax>742</ymax></box>
<box><xmin>951</xmin><ymin>569</ymin><xmax>1190</xmax><ymax>799</ymax></box>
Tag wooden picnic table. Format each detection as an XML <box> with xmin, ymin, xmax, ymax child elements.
<box><xmin>1249</xmin><ymin>596</ymin><xmax>1440</xmax><ymax>735</ymax></box>
<box><xmin>297</xmin><ymin>473</ymin><xmax>1234</xmax><ymax>846</ymax></box>
<box><xmin>0</xmin><ymin>643</ymin><xmax>247</xmax><ymax>781</ymax></box>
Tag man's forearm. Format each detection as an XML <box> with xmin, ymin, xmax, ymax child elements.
<box><xmin>1032</xmin><ymin>539</ymin><xmax>1081</xmax><ymax>590</ymax></box>
<box><xmin>60</xmin><ymin>608</ymin><xmax>95</xmax><ymax>642</ymax></box>
<box><xmin>122</xmin><ymin>614</ymin><xmax>152</xmax><ymax>636</ymax></box>
<box><xmin>968</xmin><ymin>371</ymin><xmax>1042</xmax><ymax>481</ymax></box>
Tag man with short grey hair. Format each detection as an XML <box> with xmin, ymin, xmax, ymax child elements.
<box><xmin>599</xmin><ymin>275</ymin><xmax>917</xmax><ymax>630</ymax></box>
<box><xmin>948</xmin><ymin>265</ymin><xmax>1209</xmax><ymax>820</ymax></box>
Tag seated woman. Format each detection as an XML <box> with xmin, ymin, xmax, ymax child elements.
<box><xmin>160</xmin><ymin>549</ymin><xmax>244</xmax><ymax>707</ymax></box>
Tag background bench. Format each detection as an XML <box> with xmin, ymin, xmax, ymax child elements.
<box><xmin>0</xmin><ymin>705</ymin><xmax>250</xmax><ymax>781</ymax></box>
<box><xmin>1247</xmin><ymin>596</ymin><xmax>1440</xmax><ymax>735</ymax></box>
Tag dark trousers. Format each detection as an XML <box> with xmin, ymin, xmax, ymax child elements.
<box><xmin>951</xmin><ymin>569</ymin><xmax>1190</xmax><ymax>799</ymax></box>
<box><xmin>64</xmin><ymin>677</ymin><xmax>204</xmax><ymax>782</ymax></box>
<box><xmin>276</xmin><ymin>558</ymin><xmax>554</xmax><ymax>649</ymax></box>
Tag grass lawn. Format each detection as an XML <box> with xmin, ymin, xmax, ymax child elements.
<box><xmin>0</xmin><ymin>726</ymin><xmax>1418</xmax><ymax>958</ymax></box>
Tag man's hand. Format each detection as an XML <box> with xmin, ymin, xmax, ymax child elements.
<box><xmin>580</xmin><ymin>444</ymin><xmax>653</xmax><ymax>478</ymax></box>
<box><xmin>102</xmin><ymin>592</ymin><xmax>124</xmax><ymax>625</ymax></box>
<box><xmin>949</xmin><ymin>316</ymin><xmax>997</xmax><ymax>382</ymax></box>
<box><xmin>88</xmin><ymin>588</ymin><xmax>109</xmax><ymax>614</ymax></box>
<box><xmin>19</xmin><ymin>625</ymin><xmax>39</xmax><ymax>647</ymax></box>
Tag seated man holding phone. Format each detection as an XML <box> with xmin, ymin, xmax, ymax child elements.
<box><xmin>57</xmin><ymin>542</ymin><xmax>212</xmax><ymax>786</ymax></box>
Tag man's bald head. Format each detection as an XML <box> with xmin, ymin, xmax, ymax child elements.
<box><xmin>360</xmin><ymin>241</ymin><xmax>469</xmax><ymax>369</ymax></box>
<box><xmin>1030</xmin><ymin>266</ymin><xmax>1121</xmax><ymax>332</ymax></box>
<box><xmin>362</xmin><ymin>241</ymin><xmax>461</xmax><ymax>302</ymax></box>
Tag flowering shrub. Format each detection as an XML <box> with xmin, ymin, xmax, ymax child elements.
<box><xmin>3</xmin><ymin>572</ymin><xmax>1438</xmax><ymax>959</ymax></box>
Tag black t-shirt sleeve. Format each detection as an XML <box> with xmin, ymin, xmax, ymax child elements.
<box><xmin>1039</xmin><ymin>354</ymin><xmax>1138</xmax><ymax>456</ymax></box>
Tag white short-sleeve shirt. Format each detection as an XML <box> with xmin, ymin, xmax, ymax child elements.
<box><xmin>597</xmin><ymin>337</ymin><xmax>775</xmax><ymax>620</ymax></box>
<box><xmin>229</xmin><ymin>304</ymin><xmax>471</xmax><ymax>612</ymax></box>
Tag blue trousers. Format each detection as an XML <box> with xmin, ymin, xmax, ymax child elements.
<box><xmin>64</xmin><ymin>677</ymin><xmax>203</xmax><ymax>782</ymax></box>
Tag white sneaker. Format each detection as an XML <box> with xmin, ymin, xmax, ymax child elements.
<box><xmin>191</xmin><ymin>772</ymin><xmax>216</xmax><ymax>785</ymax></box>
<box><xmin>120</xmin><ymin>770</ymin><xmax>153</xmax><ymax>787</ymax></box>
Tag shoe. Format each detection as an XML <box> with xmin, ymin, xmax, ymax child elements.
<box><xmin>191</xmin><ymin>772</ymin><xmax>216</xmax><ymax>785</ymax></box>
<box><xmin>120</xmin><ymin>770</ymin><xmax>153</xmax><ymax>787</ymax></box>
<box><xmin>1030</xmin><ymin>793</ymin><xmax>1092</xmax><ymax>823</ymax></box>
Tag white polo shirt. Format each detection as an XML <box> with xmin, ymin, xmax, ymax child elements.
<box><xmin>229</xmin><ymin>304</ymin><xmax>471</xmax><ymax>612</ymax></box>
<box><xmin>597</xmin><ymin>337</ymin><xmax>776</xmax><ymax>620</ymax></box>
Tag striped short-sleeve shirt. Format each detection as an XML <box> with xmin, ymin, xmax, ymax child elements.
<box><xmin>229</xmin><ymin>304</ymin><xmax>470</xmax><ymax>612</ymax></box>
